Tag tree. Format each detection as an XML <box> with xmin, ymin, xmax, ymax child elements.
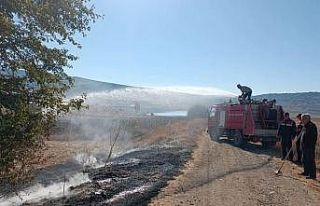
<box><xmin>0</xmin><ymin>0</ymin><xmax>99</xmax><ymax>184</ymax></box>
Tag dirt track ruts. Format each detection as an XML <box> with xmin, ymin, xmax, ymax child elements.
<box><xmin>150</xmin><ymin>131</ymin><xmax>320</xmax><ymax>206</ymax></box>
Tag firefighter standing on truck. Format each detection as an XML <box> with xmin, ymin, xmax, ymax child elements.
<box><xmin>237</xmin><ymin>84</ymin><xmax>252</xmax><ymax>103</ymax></box>
<box><xmin>277</xmin><ymin>112</ymin><xmax>296</xmax><ymax>161</ymax></box>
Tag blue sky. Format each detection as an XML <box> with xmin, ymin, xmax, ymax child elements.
<box><xmin>68</xmin><ymin>0</ymin><xmax>320</xmax><ymax>95</ymax></box>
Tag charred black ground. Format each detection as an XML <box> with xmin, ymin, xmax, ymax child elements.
<box><xmin>25</xmin><ymin>146</ymin><xmax>192</xmax><ymax>206</ymax></box>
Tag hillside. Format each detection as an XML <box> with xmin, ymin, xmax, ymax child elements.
<box><xmin>255</xmin><ymin>92</ymin><xmax>320</xmax><ymax>117</ymax></box>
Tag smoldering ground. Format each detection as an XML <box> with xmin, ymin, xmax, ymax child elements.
<box><xmin>0</xmin><ymin>87</ymin><xmax>216</xmax><ymax>205</ymax></box>
<box><xmin>0</xmin><ymin>107</ymin><xmax>203</xmax><ymax>206</ymax></box>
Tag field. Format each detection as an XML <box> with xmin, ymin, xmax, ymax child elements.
<box><xmin>0</xmin><ymin>116</ymin><xmax>205</xmax><ymax>205</ymax></box>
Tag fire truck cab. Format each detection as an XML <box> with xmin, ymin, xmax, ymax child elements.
<box><xmin>208</xmin><ymin>100</ymin><xmax>284</xmax><ymax>148</ymax></box>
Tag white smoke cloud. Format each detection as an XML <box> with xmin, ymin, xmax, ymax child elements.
<box><xmin>0</xmin><ymin>173</ymin><xmax>90</xmax><ymax>206</ymax></box>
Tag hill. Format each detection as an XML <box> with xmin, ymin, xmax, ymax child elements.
<box><xmin>255</xmin><ymin>92</ymin><xmax>320</xmax><ymax>117</ymax></box>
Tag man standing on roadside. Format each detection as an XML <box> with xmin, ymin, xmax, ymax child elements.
<box><xmin>294</xmin><ymin>114</ymin><xmax>303</xmax><ymax>165</ymax></box>
<box><xmin>278</xmin><ymin>112</ymin><xmax>296</xmax><ymax>161</ymax></box>
<box><xmin>300</xmin><ymin>114</ymin><xmax>318</xmax><ymax>179</ymax></box>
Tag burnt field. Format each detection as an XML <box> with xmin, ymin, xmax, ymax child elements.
<box><xmin>29</xmin><ymin>146</ymin><xmax>192</xmax><ymax>206</ymax></box>
<box><xmin>0</xmin><ymin>116</ymin><xmax>205</xmax><ymax>206</ymax></box>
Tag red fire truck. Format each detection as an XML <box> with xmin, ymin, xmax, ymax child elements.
<box><xmin>208</xmin><ymin>100</ymin><xmax>284</xmax><ymax>148</ymax></box>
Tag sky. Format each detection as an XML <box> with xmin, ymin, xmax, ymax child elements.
<box><xmin>68</xmin><ymin>0</ymin><xmax>320</xmax><ymax>95</ymax></box>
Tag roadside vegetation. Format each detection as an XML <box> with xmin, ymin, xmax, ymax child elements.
<box><xmin>0</xmin><ymin>0</ymin><xmax>99</xmax><ymax>185</ymax></box>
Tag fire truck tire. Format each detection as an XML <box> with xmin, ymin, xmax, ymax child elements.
<box><xmin>262</xmin><ymin>141</ymin><xmax>276</xmax><ymax>148</ymax></box>
<box><xmin>210</xmin><ymin>128</ymin><xmax>222</xmax><ymax>142</ymax></box>
<box><xmin>234</xmin><ymin>130</ymin><xmax>245</xmax><ymax>147</ymax></box>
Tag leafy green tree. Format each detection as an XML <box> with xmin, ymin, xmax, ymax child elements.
<box><xmin>0</xmin><ymin>0</ymin><xmax>99</xmax><ymax>184</ymax></box>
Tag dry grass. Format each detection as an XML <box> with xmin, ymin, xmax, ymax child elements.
<box><xmin>33</xmin><ymin>140</ymin><xmax>102</xmax><ymax>169</ymax></box>
<box><xmin>33</xmin><ymin>118</ymin><xmax>206</xmax><ymax>170</ymax></box>
<box><xmin>34</xmin><ymin>118</ymin><xmax>320</xmax><ymax>170</ymax></box>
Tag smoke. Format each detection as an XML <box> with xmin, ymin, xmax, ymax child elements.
<box><xmin>55</xmin><ymin>114</ymin><xmax>135</xmax><ymax>164</ymax></box>
<box><xmin>52</xmin><ymin>86</ymin><xmax>231</xmax><ymax>166</ymax></box>
<box><xmin>69</xmin><ymin>87</ymin><xmax>231</xmax><ymax>114</ymax></box>
<box><xmin>0</xmin><ymin>173</ymin><xmax>90</xmax><ymax>206</ymax></box>
<box><xmin>105</xmin><ymin>184</ymin><xmax>152</xmax><ymax>205</ymax></box>
<box><xmin>54</xmin><ymin>85</ymin><xmax>232</xmax><ymax>156</ymax></box>
<box><xmin>0</xmin><ymin>116</ymin><xmax>139</xmax><ymax>205</ymax></box>
<box><xmin>0</xmin><ymin>86</ymin><xmax>231</xmax><ymax>204</ymax></box>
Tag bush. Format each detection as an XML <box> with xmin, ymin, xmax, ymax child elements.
<box><xmin>0</xmin><ymin>0</ymin><xmax>99</xmax><ymax>184</ymax></box>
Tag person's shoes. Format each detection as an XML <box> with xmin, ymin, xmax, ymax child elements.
<box><xmin>299</xmin><ymin>172</ymin><xmax>308</xmax><ymax>176</ymax></box>
<box><xmin>306</xmin><ymin>176</ymin><xmax>316</xmax><ymax>180</ymax></box>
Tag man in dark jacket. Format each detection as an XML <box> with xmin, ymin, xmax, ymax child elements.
<box><xmin>300</xmin><ymin>114</ymin><xmax>318</xmax><ymax>179</ymax></box>
<box><xmin>277</xmin><ymin>112</ymin><xmax>296</xmax><ymax>161</ymax></box>
<box><xmin>237</xmin><ymin>84</ymin><xmax>252</xmax><ymax>103</ymax></box>
<box><xmin>294</xmin><ymin>113</ymin><xmax>303</xmax><ymax>165</ymax></box>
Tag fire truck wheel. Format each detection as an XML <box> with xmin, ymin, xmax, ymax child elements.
<box><xmin>234</xmin><ymin>130</ymin><xmax>245</xmax><ymax>147</ymax></box>
<box><xmin>210</xmin><ymin>128</ymin><xmax>221</xmax><ymax>142</ymax></box>
<box><xmin>262</xmin><ymin>141</ymin><xmax>276</xmax><ymax>148</ymax></box>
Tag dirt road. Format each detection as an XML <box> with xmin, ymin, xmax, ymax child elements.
<box><xmin>150</xmin><ymin>131</ymin><xmax>320</xmax><ymax>206</ymax></box>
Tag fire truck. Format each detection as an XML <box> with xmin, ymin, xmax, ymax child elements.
<box><xmin>208</xmin><ymin>99</ymin><xmax>284</xmax><ymax>148</ymax></box>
